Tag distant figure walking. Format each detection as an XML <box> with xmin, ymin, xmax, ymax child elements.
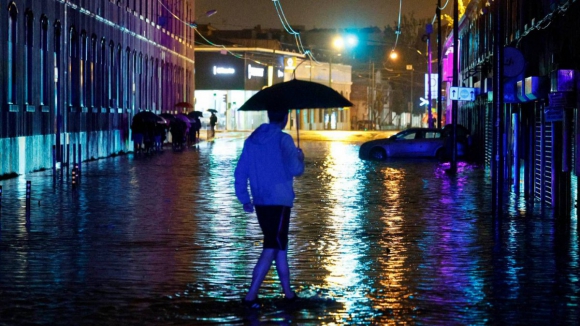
<box><xmin>234</xmin><ymin>109</ymin><xmax>305</xmax><ymax>309</ymax></box>
<box><xmin>209</xmin><ymin>112</ymin><xmax>217</xmax><ymax>138</ymax></box>
<box><xmin>192</xmin><ymin>116</ymin><xmax>202</xmax><ymax>143</ymax></box>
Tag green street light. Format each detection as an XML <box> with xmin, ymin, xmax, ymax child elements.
<box><xmin>346</xmin><ymin>35</ymin><xmax>358</xmax><ymax>47</ymax></box>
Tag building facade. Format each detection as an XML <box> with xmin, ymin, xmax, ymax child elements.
<box><xmin>293</xmin><ymin>57</ymin><xmax>352</xmax><ymax>131</ymax></box>
<box><xmin>444</xmin><ymin>0</ymin><xmax>580</xmax><ymax>215</ymax></box>
<box><xmin>194</xmin><ymin>47</ymin><xmax>352</xmax><ymax>131</ymax></box>
<box><xmin>1</xmin><ymin>0</ymin><xmax>194</xmax><ymax>177</ymax></box>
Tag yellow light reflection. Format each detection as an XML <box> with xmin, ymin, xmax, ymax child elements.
<box><xmin>376</xmin><ymin>167</ymin><xmax>408</xmax><ymax>320</ymax></box>
<box><xmin>320</xmin><ymin>142</ymin><xmax>363</xmax><ymax>288</ymax></box>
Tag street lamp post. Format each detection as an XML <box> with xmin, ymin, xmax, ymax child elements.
<box><xmin>329</xmin><ymin>54</ymin><xmax>333</xmax><ymax>88</ymax></box>
<box><xmin>437</xmin><ymin>0</ymin><xmax>443</xmax><ymax>129</ymax></box>
<box><xmin>406</xmin><ymin>64</ymin><xmax>414</xmax><ymax>113</ymax></box>
<box><xmin>426</xmin><ymin>24</ymin><xmax>434</xmax><ymax>128</ymax></box>
<box><xmin>391</xmin><ymin>49</ymin><xmax>429</xmax><ymax>126</ymax></box>
<box><xmin>328</xmin><ymin>35</ymin><xmax>357</xmax><ymax>129</ymax></box>
<box><xmin>330</xmin><ymin>35</ymin><xmax>356</xmax><ymax>87</ymax></box>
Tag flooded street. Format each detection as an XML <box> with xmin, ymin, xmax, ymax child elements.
<box><xmin>0</xmin><ymin>136</ymin><xmax>579</xmax><ymax>325</ymax></box>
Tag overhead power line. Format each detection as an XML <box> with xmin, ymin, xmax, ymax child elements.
<box><xmin>271</xmin><ymin>0</ymin><xmax>318</xmax><ymax>63</ymax></box>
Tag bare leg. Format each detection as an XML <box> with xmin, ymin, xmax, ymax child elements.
<box><xmin>274</xmin><ymin>250</ymin><xmax>294</xmax><ymax>298</ymax></box>
<box><xmin>245</xmin><ymin>248</ymin><xmax>277</xmax><ymax>301</ymax></box>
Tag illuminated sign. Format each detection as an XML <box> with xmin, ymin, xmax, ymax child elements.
<box><xmin>424</xmin><ymin>74</ymin><xmax>439</xmax><ymax>99</ymax></box>
<box><xmin>213</xmin><ymin>66</ymin><xmax>235</xmax><ymax>75</ymax></box>
<box><xmin>449</xmin><ymin>87</ymin><xmax>476</xmax><ymax>101</ymax></box>
<box><xmin>247</xmin><ymin>64</ymin><xmax>264</xmax><ymax>79</ymax></box>
<box><xmin>285</xmin><ymin>57</ymin><xmax>296</xmax><ymax>70</ymax></box>
<box><xmin>277</xmin><ymin>69</ymin><xmax>284</xmax><ymax>78</ymax></box>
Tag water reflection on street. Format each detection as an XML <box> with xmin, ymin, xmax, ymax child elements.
<box><xmin>0</xmin><ymin>137</ymin><xmax>578</xmax><ymax>325</ymax></box>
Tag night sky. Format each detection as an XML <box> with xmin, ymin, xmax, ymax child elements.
<box><xmin>195</xmin><ymin>0</ymin><xmax>453</xmax><ymax>31</ymax></box>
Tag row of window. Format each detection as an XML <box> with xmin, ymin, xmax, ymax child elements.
<box><xmin>5</xmin><ymin>2</ymin><xmax>193</xmax><ymax>112</ymax></box>
<box><xmin>69</xmin><ymin>0</ymin><xmax>194</xmax><ymax>33</ymax></box>
<box><xmin>114</xmin><ymin>0</ymin><xmax>194</xmax><ymax>44</ymax></box>
<box><xmin>303</xmin><ymin>108</ymin><xmax>346</xmax><ymax>125</ymax></box>
<box><xmin>459</xmin><ymin>0</ymin><xmax>557</xmax><ymax>73</ymax></box>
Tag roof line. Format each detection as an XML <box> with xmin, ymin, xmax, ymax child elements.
<box><xmin>194</xmin><ymin>47</ymin><xmax>306</xmax><ymax>58</ymax></box>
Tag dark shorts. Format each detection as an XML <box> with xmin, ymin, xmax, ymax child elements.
<box><xmin>255</xmin><ymin>205</ymin><xmax>291</xmax><ymax>250</ymax></box>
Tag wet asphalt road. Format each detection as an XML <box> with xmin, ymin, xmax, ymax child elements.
<box><xmin>0</xmin><ymin>136</ymin><xmax>579</xmax><ymax>325</ymax></box>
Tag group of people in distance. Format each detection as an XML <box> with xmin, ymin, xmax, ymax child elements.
<box><xmin>130</xmin><ymin>117</ymin><xmax>166</xmax><ymax>154</ymax></box>
<box><xmin>130</xmin><ymin>111</ymin><xmax>218</xmax><ymax>153</ymax></box>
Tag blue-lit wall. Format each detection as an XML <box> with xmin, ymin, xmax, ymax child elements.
<box><xmin>1</xmin><ymin>0</ymin><xmax>195</xmax><ymax>177</ymax></box>
<box><xmin>444</xmin><ymin>0</ymin><xmax>580</xmax><ymax>213</ymax></box>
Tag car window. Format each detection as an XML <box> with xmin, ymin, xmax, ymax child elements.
<box><xmin>396</xmin><ymin>131</ymin><xmax>417</xmax><ymax>140</ymax></box>
<box><xmin>424</xmin><ymin>131</ymin><xmax>441</xmax><ymax>139</ymax></box>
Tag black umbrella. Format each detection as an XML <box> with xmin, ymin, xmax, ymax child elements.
<box><xmin>134</xmin><ymin>110</ymin><xmax>162</xmax><ymax>123</ymax></box>
<box><xmin>159</xmin><ymin>113</ymin><xmax>176</xmax><ymax>124</ymax></box>
<box><xmin>238</xmin><ymin>78</ymin><xmax>353</xmax><ymax>147</ymax></box>
<box><xmin>187</xmin><ymin>111</ymin><xmax>204</xmax><ymax>118</ymax></box>
<box><xmin>176</xmin><ymin>113</ymin><xmax>192</xmax><ymax>130</ymax></box>
<box><xmin>207</xmin><ymin>109</ymin><xmax>218</xmax><ymax>113</ymax></box>
<box><xmin>132</xmin><ymin>111</ymin><xmax>164</xmax><ymax>132</ymax></box>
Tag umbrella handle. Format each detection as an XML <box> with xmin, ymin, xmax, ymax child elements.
<box><xmin>296</xmin><ymin>110</ymin><xmax>300</xmax><ymax>149</ymax></box>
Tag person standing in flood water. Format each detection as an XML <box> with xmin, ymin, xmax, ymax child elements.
<box><xmin>209</xmin><ymin>112</ymin><xmax>217</xmax><ymax>138</ymax></box>
<box><xmin>234</xmin><ymin>109</ymin><xmax>305</xmax><ymax>309</ymax></box>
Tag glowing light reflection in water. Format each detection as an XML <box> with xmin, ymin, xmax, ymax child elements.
<box><xmin>0</xmin><ymin>138</ymin><xmax>578</xmax><ymax>325</ymax></box>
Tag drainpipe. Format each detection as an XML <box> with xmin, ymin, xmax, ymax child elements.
<box><xmin>450</xmin><ymin>0</ymin><xmax>459</xmax><ymax>174</ymax></box>
<box><xmin>437</xmin><ymin>0</ymin><xmax>442</xmax><ymax>129</ymax></box>
<box><xmin>492</xmin><ymin>0</ymin><xmax>505</xmax><ymax>215</ymax></box>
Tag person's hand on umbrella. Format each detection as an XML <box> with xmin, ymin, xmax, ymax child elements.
<box><xmin>296</xmin><ymin>148</ymin><xmax>304</xmax><ymax>162</ymax></box>
<box><xmin>243</xmin><ymin>202</ymin><xmax>254</xmax><ymax>213</ymax></box>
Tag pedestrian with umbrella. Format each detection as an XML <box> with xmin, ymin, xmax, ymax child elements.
<box><xmin>234</xmin><ymin>109</ymin><xmax>305</xmax><ymax>309</ymax></box>
<box><xmin>208</xmin><ymin>109</ymin><xmax>218</xmax><ymax>138</ymax></box>
<box><xmin>235</xmin><ymin>78</ymin><xmax>351</xmax><ymax>309</ymax></box>
<box><xmin>187</xmin><ymin>111</ymin><xmax>203</xmax><ymax>144</ymax></box>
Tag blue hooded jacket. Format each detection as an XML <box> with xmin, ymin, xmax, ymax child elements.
<box><xmin>234</xmin><ymin>123</ymin><xmax>304</xmax><ymax>207</ymax></box>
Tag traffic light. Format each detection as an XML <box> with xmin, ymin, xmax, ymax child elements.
<box><xmin>223</xmin><ymin>94</ymin><xmax>227</xmax><ymax>103</ymax></box>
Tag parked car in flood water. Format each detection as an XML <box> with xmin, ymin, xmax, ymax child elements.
<box><xmin>359</xmin><ymin>126</ymin><xmax>470</xmax><ymax>161</ymax></box>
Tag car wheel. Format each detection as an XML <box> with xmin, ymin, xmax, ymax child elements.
<box><xmin>370</xmin><ymin>147</ymin><xmax>386</xmax><ymax>161</ymax></box>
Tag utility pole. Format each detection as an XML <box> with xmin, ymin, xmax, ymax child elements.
<box><xmin>329</xmin><ymin>54</ymin><xmax>332</xmax><ymax>88</ymax></box>
<box><xmin>492</xmin><ymin>0</ymin><xmax>505</xmax><ymax>215</ymax></box>
<box><xmin>426</xmin><ymin>24</ymin><xmax>433</xmax><ymax>128</ymax></box>
<box><xmin>437</xmin><ymin>0</ymin><xmax>442</xmax><ymax>129</ymax></box>
<box><xmin>370</xmin><ymin>61</ymin><xmax>375</xmax><ymax>126</ymax></box>
<box><xmin>450</xmin><ymin>0</ymin><xmax>459</xmax><ymax>174</ymax></box>
<box><xmin>406</xmin><ymin>64</ymin><xmax>414</xmax><ymax>115</ymax></box>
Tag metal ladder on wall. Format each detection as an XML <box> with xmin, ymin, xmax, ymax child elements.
<box><xmin>484</xmin><ymin>104</ymin><xmax>493</xmax><ymax>167</ymax></box>
<box><xmin>534</xmin><ymin>106</ymin><xmax>553</xmax><ymax>205</ymax></box>
<box><xmin>572</xmin><ymin>122</ymin><xmax>577</xmax><ymax>213</ymax></box>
